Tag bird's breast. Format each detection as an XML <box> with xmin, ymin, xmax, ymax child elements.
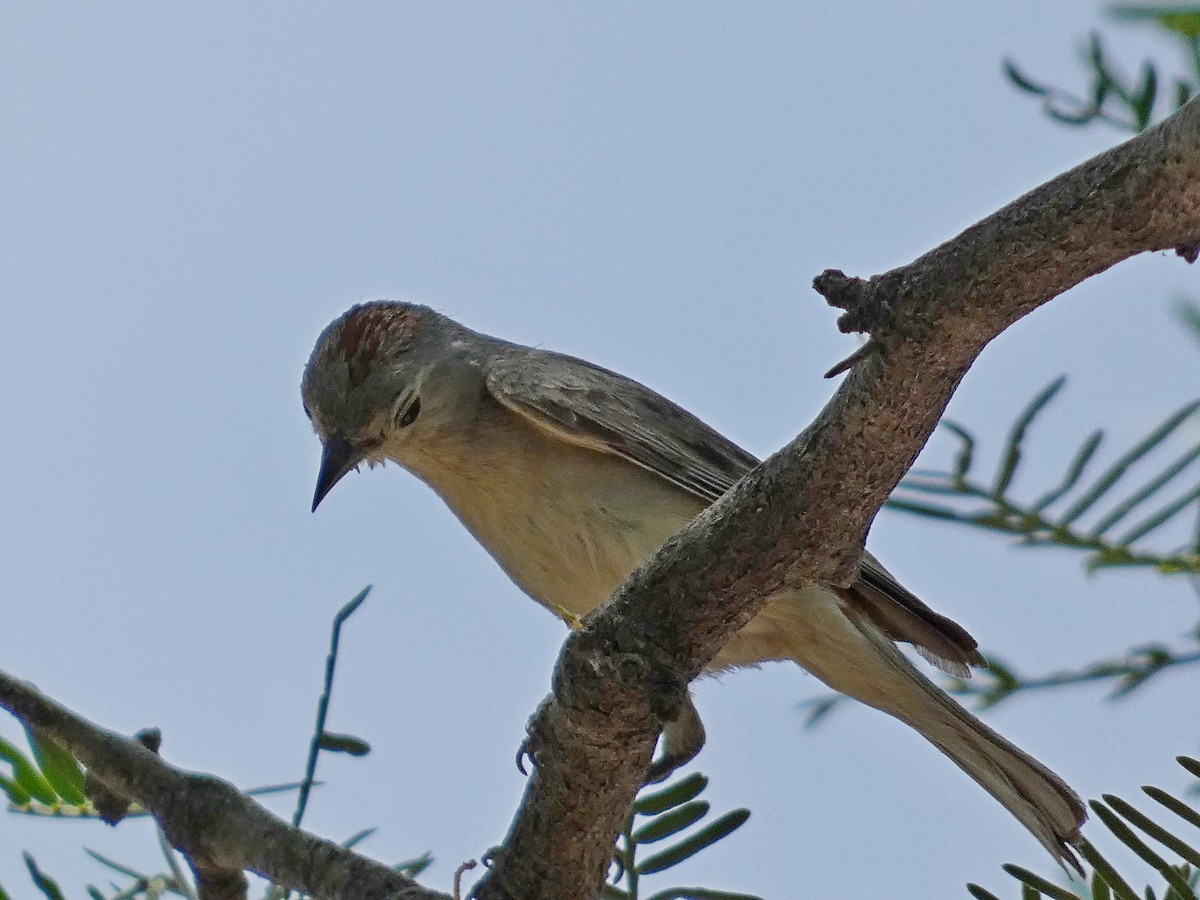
<box><xmin>398</xmin><ymin>414</ymin><xmax>706</xmax><ymax>620</ymax></box>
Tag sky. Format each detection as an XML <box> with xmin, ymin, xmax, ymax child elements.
<box><xmin>2</xmin><ymin>3</ymin><xmax>1199</xmax><ymax>898</ymax></box>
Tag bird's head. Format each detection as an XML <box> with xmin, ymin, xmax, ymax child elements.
<box><xmin>302</xmin><ymin>300</ymin><xmax>449</xmax><ymax>511</ymax></box>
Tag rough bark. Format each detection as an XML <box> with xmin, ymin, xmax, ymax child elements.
<box><xmin>0</xmin><ymin>672</ymin><xmax>449</xmax><ymax>900</ymax></box>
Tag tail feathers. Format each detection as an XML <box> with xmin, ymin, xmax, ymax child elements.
<box><xmin>782</xmin><ymin>593</ymin><xmax>1086</xmax><ymax>871</ymax></box>
<box><xmin>921</xmin><ymin>714</ymin><xmax>1086</xmax><ymax>872</ymax></box>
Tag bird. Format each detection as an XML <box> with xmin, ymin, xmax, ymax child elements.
<box><xmin>301</xmin><ymin>299</ymin><xmax>1086</xmax><ymax>867</ymax></box>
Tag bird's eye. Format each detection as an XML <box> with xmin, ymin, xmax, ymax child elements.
<box><xmin>395</xmin><ymin>396</ymin><xmax>421</xmax><ymax>429</ymax></box>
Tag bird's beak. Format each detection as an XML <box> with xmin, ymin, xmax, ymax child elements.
<box><xmin>312</xmin><ymin>434</ymin><xmax>362</xmax><ymax>512</ymax></box>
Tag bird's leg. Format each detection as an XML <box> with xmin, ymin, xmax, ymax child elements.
<box><xmin>645</xmin><ymin>693</ymin><xmax>706</xmax><ymax>783</ymax></box>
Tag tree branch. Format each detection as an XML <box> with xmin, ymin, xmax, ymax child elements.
<box><xmin>472</xmin><ymin>97</ymin><xmax>1200</xmax><ymax>899</ymax></box>
<box><xmin>0</xmin><ymin>670</ymin><xmax>450</xmax><ymax>900</ymax></box>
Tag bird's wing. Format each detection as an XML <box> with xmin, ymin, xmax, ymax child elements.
<box><xmin>485</xmin><ymin>347</ymin><xmax>983</xmax><ymax>675</ymax></box>
<box><xmin>841</xmin><ymin>552</ymin><xmax>985</xmax><ymax>677</ymax></box>
<box><xmin>485</xmin><ymin>348</ymin><xmax>756</xmax><ymax>505</ymax></box>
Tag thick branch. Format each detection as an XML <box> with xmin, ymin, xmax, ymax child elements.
<box><xmin>0</xmin><ymin>670</ymin><xmax>450</xmax><ymax>900</ymax></box>
<box><xmin>473</xmin><ymin>98</ymin><xmax>1200</xmax><ymax>899</ymax></box>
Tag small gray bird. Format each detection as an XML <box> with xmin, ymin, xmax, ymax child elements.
<box><xmin>302</xmin><ymin>300</ymin><xmax>1086</xmax><ymax>866</ymax></box>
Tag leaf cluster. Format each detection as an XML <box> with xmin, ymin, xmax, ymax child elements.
<box><xmin>969</xmin><ymin>756</ymin><xmax>1200</xmax><ymax>900</ymax></box>
<box><xmin>890</xmin><ymin>376</ymin><xmax>1200</xmax><ymax>578</ymax></box>
<box><xmin>1005</xmin><ymin>4</ymin><xmax>1200</xmax><ymax>132</ymax></box>
<box><xmin>604</xmin><ymin>772</ymin><xmax>757</xmax><ymax>900</ymax></box>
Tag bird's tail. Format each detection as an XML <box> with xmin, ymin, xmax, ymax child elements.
<box><xmin>775</xmin><ymin>591</ymin><xmax>1086</xmax><ymax>870</ymax></box>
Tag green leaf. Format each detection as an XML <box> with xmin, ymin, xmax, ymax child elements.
<box><xmin>600</xmin><ymin>886</ymin><xmax>632</xmax><ymax>899</ymax></box>
<box><xmin>1119</xmin><ymin>483</ymin><xmax>1200</xmax><ymax>545</ymax></box>
<box><xmin>1088</xmin><ymin>443</ymin><xmax>1200</xmax><ymax>537</ymax></box>
<box><xmin>1078</xmin><ymin>840</ymin><xmax>1142</xmax><ymax>900</ymax></box>
<box><xmin>335</xmin><ymin>585</ymin><xmax>371</xmax><ymax>625</ymax></box>
<box><xmin>1177</xmin><ymin>299</ymin><xmax>1200</xmax><ymax>343</ymax></box>
<box><xmin>317</xmin><ymin>732</ymin><xmax>371</xmax><ymax>756</ymax></box>
<box><xmin>245</xmin><ymin>781</ymin><xmax>309</xmax><ymax>797</ymax></box>
<box><xmin>635</xmin><ymin>773</ymin><xmax>708</xmax><ymax>816</ymax></box>
<box><xmin>1144</xmin><ymin>786</ymin><xmax>1200</xmax><ymax>831</ymax></box>
<box><xmin>610</xmin><ymin>851</ymin><xmax>628</xmax><ymax>887</ymax></box>
<box><xmin>0</xmin><ymin>772</ymin><xmax>32</xmax><ymax>805</ymax></box>
<box><xmin>942</xmin><ymin>420</ymin><xmax>977</xmax><ymax>482</ymax></box>
<box><xmin>1108</xmin><ymin>646</ymin><xmax>1174</xmax><ymax>699</ymax></box>
<box><xmin>1059</xmin><ymin>400</ymin><xmax>1200</xmax><ymax>526</ymax></box>
<box><xmin>633</xmin><ymin>801</ymin><xmax>710</xmax><ymax>844</ymax></box>
<box><xmin>341</xmin><ymin>827</ymin><xmax>377</xmax><ymax>850</ymax></box>
<box><xmin>23</xmin><ymin>854</ymin><xmax>66</xmax><ymax>900</ymax></box>
<box><xmin>1109</xmin><ymin>6</ymin><xmax>1200</xmax><ymax>40</ymax></box>
<box><xmin>1178</xmin><ymin>757</ymin><xmax>1200</xmax><ymax>781</ymax></box>
<box><xmin>85</xmin><ymin>888</ymin><xmax>105</xmax><ymax>900</ymax></box>
<box><xmin>1004</xmin><ymin>59</ymin><xmax>1052</xmax><ymax>95</ymax></box>
<box><xmin>1047</xmin><ymin>105</ymin><xmax>1101</xmax><ymax>126</ymax></box>
<box><xmin>972</xmin><ymin>658</ymin><xmax>1022</xmax><ymax>710</ymax></box>
<box><xmin>799</xmin><ymin>693</ymin><xmax>845</xmax><ymax>727</ymax></box>
<box><xmin>0</xmin><ymin>736</ymin><xmax>58</xmax><ymax>805</ymax></box>
<box><xmin>1103</xmin><ymin>794</ymin><xmax>1200</xmax><ymax>868</ymax></box>
<box><xmin>154</xmin><ymin>826</ymin><xmax>192</xmax><ymax>899</ymax></box>
<box><xmin>993</xmin><ymin>377</ymin><xmax>1067</xmax><ymax>497</ymax></box>
<box><xmin>293</xmin><ymin>586</ymin><xmax>372</xmax><ymax>831</ymax></box>
<box><xmin>636</xmin><ymin>809</ymin><xmax>750</xmax><ymax>875</ymax></box>
<box><xmin>24</xmin><ymin>726</ymin><xmax>88</xmax><ymax>805</ymax></box>
<box><xmin>1001</xmin><ymin>863</ymin><xmax>1084</xmax><ymax>899</ymax></box>
<box><xmin>1132</xmin><ymin>63</ymin><xmax>1159</xmax><ymax>129</ymax></box>
<box><xmin>1033</xmin><ymin>430</ymin><xmax>1105</xmax><ymax>512</ymax></box>
<box><xmin>0</xmin><ymin>880</ymin><xmax>11</xmax><ymax>900</ymax></box>
<box><xmin>1087</xmin><ymin>33</ymin><xmax>1123</xmax><ymax>102</ymax></box>
<box><xmin>394</xmin><ymin>852</ymin><xmax>433</xmax><ymax>879</ymax></box>
<box><xmin>1174</xmin><ymin>79</ymin><xmax>1194</xmax><ymax>110</ymax></box>
<box><xmin>1091</xmin><ymin>799</ymin><xmax>1196</xmax><ymax>898</ymax></box>
<box><xmin>1083</xmin><ymin>30</ymin><xmax>1127</xmax><ymax>118</ymax></box>
<box><xmin>84</xmin><ymin>848</ymin><xmax>145</xmax><ymax>879</ymax></box>
<box><xmin>966</xmin><ymin>886</ymin><xmax>1005</xmax><ymax>900</ymax></box>
<box><xmin>1093</xmin><ymin>64</ymin><xmax>1113</xmax><ymax>110</ymax></box>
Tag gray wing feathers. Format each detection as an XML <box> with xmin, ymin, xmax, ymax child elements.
<box><xmin>844</xmin><ymin>552</ymin><xmax>986</xmax><ymax>677</ymax></box>
<box><xmin>485</xmin><ymin>347</ymin><xmax>985</xmax><ymax>676</ymax></box>
<box><xmin>485</xmin><ymin>349</ymin><xmax>757</xmax><ymax>503</ymax></box>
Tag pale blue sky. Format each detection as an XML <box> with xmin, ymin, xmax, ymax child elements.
<box><xmin>3</xmin><ymin>4</ymin><xmax>1198</xmax><ymax>898</ymax></box>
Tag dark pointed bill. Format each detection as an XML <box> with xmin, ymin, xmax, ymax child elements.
<box><xmin>312</xmin><ymin>434</ymin><xmax>362</xmax><ymax>512</ymax></box>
